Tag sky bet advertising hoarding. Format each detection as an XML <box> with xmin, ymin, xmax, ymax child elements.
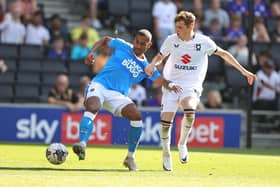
<box><xmin>0</xmin><ymin>105</ymin><xmax>241</xmax><ymax>147</ymax></box>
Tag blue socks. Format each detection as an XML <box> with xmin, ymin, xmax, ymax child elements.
<box><xmin>79</xmin><ymin>116</ymin><xmax>94</xmax><ymax>143</ymax></box>
<box><xmin>128</xmin><ymin>125</ymin><xmax>142</xmax><ymax>153</ymax></box>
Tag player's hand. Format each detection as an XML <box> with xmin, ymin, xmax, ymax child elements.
<box><xmin>168</xmin><ymin>82</ymin><xmax>183</xmax><ymax>93</ymax></box>
<box><xmin>243</xmin><ymin>70</ymin><xmax>257</xmax><ymax>85</ymax></box>
<box><xmin>84</xmin><ymin>52</ymin><xmax>95</xmax><ymax>65</ymax></box>
<box><xmin>144</xmin><ymin>64</ymin><xmax>155</xmax><ymax>77</ymax></box>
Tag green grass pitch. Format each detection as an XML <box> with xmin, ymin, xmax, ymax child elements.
<box><xmin>0</xmin><ymin>144</ymin><xmax>280</xmax><ymax>187</ymax></box>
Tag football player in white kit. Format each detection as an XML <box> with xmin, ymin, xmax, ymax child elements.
<box><xmin>145</xmin><ymin>11</ymin><xmax>257</xmax><ymax>171</ymax></box>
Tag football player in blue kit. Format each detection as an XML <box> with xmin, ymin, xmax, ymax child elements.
<box><xmin>72</xmin><ymin>29</ymin><xmax>182</xmax><ymax>171</ymax></box>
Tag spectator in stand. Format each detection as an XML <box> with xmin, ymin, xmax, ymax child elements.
<box><xmin>128</xmin><ymin>84</ymin><xmax>147</xmax><ymax>106</ymax></box>
<box><xmin>204</xmin><ymin>18</ymin><xmax>223</xmax><ymax>40</ymax></box>
<box><xmin>270</xmin><ymin>0</ymin><xmax>280</xmax><ymax>17</ymax></box>
<box><xmin>47</xmin><ymin>36</ymin><xmax>68</xmax><ymax>60</ymax></box>
<box><xmin>0</xmin><ymin>59</ymin><xmax>7</xmax><ymax>73</ymax></box>
<box><xmin>228</xmin><ymin>34</ymin><xmax>256</xmax><ymax>67</ymax></box>
<box><xmin>71</xmin><ymin>15</ymin><xmax>99</xmax><ymax>48</ymax></box>
<box><xmin>192</xmin><ymin>0</ymin><xmax>203</xmax><ymax>18</ymax></box>
<box><xmin>253</xmin><ymin>50</ymin><xmax>271</xmax><ymax>73</ymax></box>
<box><xmin>224</xmin><ymin>15</ymin><xmax>244</xmax><ymax>41</ymax></box>
<box><xmin>0</xmin><ymin>2</ymin><xmax>25</xmax><ymax>44</ymax></box>
<box><xmin>15</xmin><ymin>0</ymin><xmax>37</xmax><ymax>24</ymax></box>
<box><xmin>253</xmin><ymin>17</ymin><xmax>270</xmax><ymax>43</ymax></box>
<box><xmin>71</xmin><ymin>32</ymin><xmax>91</xmax><ymax>60</ymax></box>
<box><xmin>253</xmin><ymin>60</ymin><xmax>280</xmax><ymax>110</ymax></box>
<box><xmin>254</xmin><ymin>0</ymin><xmax>270</xmax><ymax>17</ymax></box>
<box><xmin>204</xmin><ymin>0</ymin><xmax>230</xmax><ymax>34</ymax></box>
<box><xmin>270</xmin><ymin>16</ymin><xmax>280</xmax><ymax>43</ymax></box>
<box><xmin>205</xmin><ymin>90</ymin><xmax>223</xmax><ymax>109</ymax></box>
<box><xmin>227</xmin><ymin>0</ymin><xmax>248</xmax><ymax>16</ymax></box>
<box><xmin>173</xmin><ymin>0</ymin><xmax>184</xmax><ymax>13</ymax></box>
<box><xmin>145</xmin><ymin>88</ymin><xmax>162</xmax><ymax>107</ymax></box>
<box><xmin>84</xmin><ymin>0</ymin><xmax>102</xmax><ymax>29</ymax></box>
<box><xmin>0</xmin><ymin>0</ymin><xmax>6</xmax><ymax>22</ymax></box>
<box><xmin>152</xmin><ymin>0</ymin><xmax>177</xmax><ymax>49</ymax></box>
<box><xmin>194</xmin><ymin>16</ymin><xmax>203</xmax><ymax>34</ymax></box>
<box><xmin>25</xmin><ymin>11</ymin><xmax>50</xmax><ymax>45</ymax></box>
<box><xmin>48</xmin><ymin>14</ymin><xmax>69</xmax><ymax>46</ymax></box>
<box><xmin>48</xmin><ymin>73</ymin><xmax>83</xmax><ymax>112</ymax></box>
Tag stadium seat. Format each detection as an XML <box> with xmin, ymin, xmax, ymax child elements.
<box><xmin>19</xmin><ymin>45</ymin><xmax>45</xmax><ymax>59</ymax></box>
<box><xmin>0</xmin><ymin>72</ymin><xmax>15</xmax><ymax>85</ymax></box>
<box><xmin>16</xmin><ymin>72</ymin><xmax>41</xmax><ymax>85</ymax></box>
<box><xmin>206</xmin><ymin>55</ymin><xmax>224</xmax><ymax>81</ymax></box>
<box><xmin>69</xmin><ymin>74</ymin><xmax>83</xmax><ymax>89</ymax></box>
<box><xmin>14</xmin><ymin>85</ymin><xmax>40</xmax><ymax>102</ymax></box>
<box><xmin>224</xmin><ymin>67</ymin><xmax>248</xmax><ymax>107</ymax></box>
<box><xmin>130</xmin><ymin>11</ymin><xmax>153</xmax><ymax>30</ymax></box>
<box><xmin>108</xmin><ymin>0</ymin><xmax>129</xmax><ymax>17</ymax></box>
<box><xmin>130</xmin><ymin>0</ymin><xmax>152</xmax><ymax>11</ymax></box>
<box><xmin>0</xmin><ymin>85</ymin><xmax>14</xmax><ymax>102</ymax></box>
<box><xmin>253</xmin><ymin>42</ymin><xmax>270</xmax><ymax>56</ymax></box>
<box><xmin>271</xmin><ymin>43</ymin><xmax>280</xmax><ymax>66</ymax></box>
<box><xmin>42</xmin><ymin>61</ymin><xmax>67</xmax><ymax>73</ymax></box>
<box><xmin>0</xmin><ymin>44</ymin><xmax>18</xmax><ymax>59</ymax></box>
<box><xmin>18</xmin><ymin>59</ymin><xmax>42</xmax><ymax>72</ymax></box>
<box><xmin>68</xmin><ymin>61</ymin><xmax>90</xmax><ymax>75</ymax></box>
<box><xmin>41</xmin><ymin>72</ymin><xmax>59</xmax><ymax>86</ymax></box>
<box><xmin>4</xmin><ymin>59</ymin><xmax>17</xmax><ymax>72</ymax></box>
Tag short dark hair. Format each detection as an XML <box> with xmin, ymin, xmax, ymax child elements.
<box><xmin>136</xmin><ymin>29</ymin><xmax>152</xmax><ymax>42</ymax></box>
<box><xmin>175</xmin><ymin>11</ymin><xmax>196</xmax><ymax>26</ymax></box>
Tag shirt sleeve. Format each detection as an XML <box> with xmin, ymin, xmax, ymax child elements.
<box><xmin>204</xmin><ymin>36</ymin><xmax>217</xmax><ymax>56</ymax></box>
<box><xmin>109</xmin><ymin>38</ymin><xmax>131</xmax><ymax>50</ymax></box>
<box><xmin>159</xmin><ymin>36</ymin><xmax>171</xmax><ymax>57</ymax></box>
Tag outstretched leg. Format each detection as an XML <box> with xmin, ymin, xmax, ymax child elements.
<box><xmin>73</xmin><ymin>96</ymin><xmax>101</xmax><ymax>160</ymax></box>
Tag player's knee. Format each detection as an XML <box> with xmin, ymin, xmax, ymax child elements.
<box><xmin>85</xmin><ymin>96</ymin><xmax>101</xmax><ymax>114</ymax></box>
<box><xmin>128</xmin><ymin>110</ymin><xmax>142</xmax><ymax>121</ymax></box>
<box><xmin>121</xmin><ymin>104</ymin><xmax>142</xmax><ymax>120</ymax></box>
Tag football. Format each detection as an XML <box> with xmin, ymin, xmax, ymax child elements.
<box><xmin>46</xmin><ymin>143</ymin><xmax>68</xmax><ymax>165</ymax></box>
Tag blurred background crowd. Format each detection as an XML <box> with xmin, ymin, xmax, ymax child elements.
<box><xmin>0</xmin><ymin>0</ymin><xmax>279</xmax><ymax>121</ymax></box>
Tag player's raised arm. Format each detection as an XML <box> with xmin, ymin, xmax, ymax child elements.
<box><xmin>85</xmin><ymin>36</ymin><xmax>112</xmax><ymax>65</ymax></box>
<box><xmin>214</xmin><ymin>47</ymin><xmax>257</xmax><ymax>85</ymax></box>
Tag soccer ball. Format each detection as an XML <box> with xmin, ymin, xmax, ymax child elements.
<box><xmin>46</xmin><ymin>143</ymin><xmax>68</xmax><ymax>165</ymax></box>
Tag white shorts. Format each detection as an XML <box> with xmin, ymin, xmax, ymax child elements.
<box><xmin>161</xmin><ymin>86</ymin><xmax>202</xmax><ymax>113</ymax></box>
<box><xmin>85</xmin><ymin>81</ymin><xmax>133</xmax><ymax>116</ymax></box>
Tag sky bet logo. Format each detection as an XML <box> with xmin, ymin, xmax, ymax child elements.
<box><xmin>175</xmin><ymin>116</ymin><xmax>224</xmax><ymax>147</ymax></box>
<box><xmin>16</xmin><ymin>113</ymin><xmax>59</xmax><ymax>144</ymax></box>
<box><xmin>61</xmin><ymin>113</ymin><xmax>112</xmax><ymax>145</ymax></box>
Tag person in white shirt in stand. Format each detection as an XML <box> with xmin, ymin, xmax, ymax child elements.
<box><xmin>0</xmin><ymin>2</ymin><xmax>25</xmax><ymax>44</ymax></box>
<box><xmin>152</xmin><ymin>0</ymin><xmax>177</xmax><ymax>49</ymax></box>
<box><xmin>25</xmin><ymin>10</ymin><xmax>50</xmax><ymax>45</ymax></box>
<box><xmin>128</xmin><ymin>84</ymin><xmax>147</xmax><ymax>106</ymax></box>
<box><xmin>253</xmin><ymin>60</ymin><xmax>280</xmax><ymax>110</ymax></box>
<box><xmin>145</xmin><ymin>11</ymin><xmax>257</xmax><ymax>171</ymax></box>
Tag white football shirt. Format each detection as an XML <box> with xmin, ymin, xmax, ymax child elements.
<box><xmin>253</xmin><ymin>70</ymin><xmax>280</xmax><ymax>101</ymax></box>
<box><xmin>160</xmin><ymin>33</ymin><xmax>217</xmax><ymax>92</ymax></box>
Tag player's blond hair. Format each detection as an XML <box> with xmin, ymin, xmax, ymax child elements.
<box><xmin>175</xmin><ymin>11</ymin><xmax>196</xmax><ymax>27</ymax></box>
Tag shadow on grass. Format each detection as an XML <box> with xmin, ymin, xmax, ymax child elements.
<box><xmin>0</xmin><ymin>166</ymin><xmax>160</xmax><ymax>172</ymax></box>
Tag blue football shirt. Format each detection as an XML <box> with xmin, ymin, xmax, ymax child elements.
<box><xmin>93</xmin><ymin>38</ymin><xmax>160</xmax><ymax>95</ymax></box>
